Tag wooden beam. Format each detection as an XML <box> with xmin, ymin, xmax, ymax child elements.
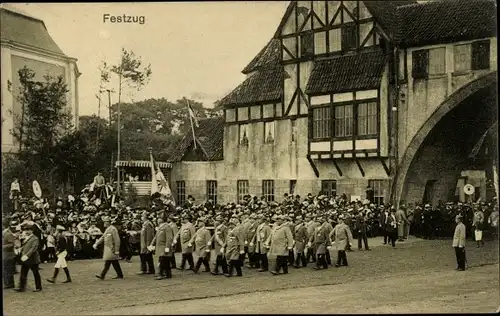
<box><xmin>355</xmin><ymin>159</ymin><xmax>365</xmax><ymax>177</ymax></box>
<box><xmin>333</xmin><ymin>159</ymin><xmax>343</xmax><ymax>177</ymax></box>
<box><xmin>380</xmin><ymin>157</ymin><xmax>390</xmax><ymax>177</ymax></box>
<box><xmin>195</xmin><ymin>138</ymin><xmax>210</xmax><ymax>161</ymax></box>
<box><xmin>307</xmin><ymin>154</ymin><xmax>320</xmax><ymax>178</ymax></box>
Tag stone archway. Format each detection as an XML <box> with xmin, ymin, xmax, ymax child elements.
<box><xmin>392</xmin><ymin>71</ymin><xmax>497</xmax><ymax>207</ymax></box>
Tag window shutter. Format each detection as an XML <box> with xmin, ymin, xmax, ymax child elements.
<box><xmin>412</xmin><ymin>50</ymin><xmax>429</xmax><ymax>79</ymax></box>
<box><xmin>471</xmin><ymin>40</ymin><xmax>490</xmax><ymax>70</ymax></box>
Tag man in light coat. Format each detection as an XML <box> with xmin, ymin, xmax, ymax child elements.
<box><xmin>305</xmin><ymin>214</ymin><xmax>319</xmax><ymax>263</ymax></box>
<box><xmin>167</xmin><ymin>216</ymin><xmax>179</xmax><ymax>269</ymax></box>
<box><xmin>189</xmin><ymin>217</ymin><xmax>211</xmax><ymax>274</ymax></box>
<box><xmin>138</xmin><ymin>212</ymin><xmax>155</xmax><ymax>275</ymax></box>
<box><xmin>395</xmin><ymin>206</ymin><xmax>410</xmax><ymax>242</ymax></box>
<box><xmin>94</xmin><ymin>217</ymin><xmax>123</xmax><ymax>280</ymax></box>
<box><xmin>173</xmin><ymin>215</ymin><xmax>195</xmax><ymax>271</ymax></box>
<box><xmin>254</xmin><ymin>215</ymin><xmax>271</xmax><ymax>272</ymax></box>
<box><xmin>150</xmin><ymin>215</ymin><xmax>174</xmax><ymax>280</ymax></box>
<box><xmin>224</xmin><ymin>218</ymin><xmax>245</xmax><ymax>277</ymax></box>
<box><xmin>211</xmin><ymin>215</ymin><xmax>228</xmax><ymax>275</ymax></box>
<box><xmin>293</xmin><ymin>215</ymin><xmax>308</xmax><ymax>268</ymax></box>
<box><xmin>266</xmin><ymin>215</ymin><xmax>294</xmax><ymax>275</ymax></box>
<box><xmin>14</xmin><ymin>223</ymin><xmax>42</xmax><ymax>292</ymax></box>
<box><xmin>452</xmin><ymin>214</ymin><xmax>466</xmax><ymax>271</ymax></box>
<box><xmin>308</xmin><ymin>215</ymin><xmax>331</xmax><ymax>270</ymax></box>
<box><xmin>329</xmin><ymin>215</ymin><xmax>353</xmax><ymax>267</ymax></box>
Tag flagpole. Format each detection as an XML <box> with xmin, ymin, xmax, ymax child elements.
<box><xmin>187</xmin><ymin>99</ymin><xmax>197</xmax><ymax>149</ymax></box>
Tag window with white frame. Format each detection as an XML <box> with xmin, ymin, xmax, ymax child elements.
<box><xmin>239</xmin><ymin>124</ymin><xmax>249</xmax><ymax>146</ymax></box>
<box><xmin>206</xmin><ymin>180</ymin><xmax>217</xmax><ymax>204</ymax></box>
<box><xmin>176</xmin><ymin>181</ymin><xmax>186</xmax><ymax>206</ymax></box>
<box><xmin>334</xmin><ymin>105</ymin><xmax>353</xmax><ymax>137</ymax></box>
<box><xmin>237</xmin><ymin>180</ymin><xmax>249</xmax><ymax>203</ymax></box>
<box><xmin>312</xmin><ymin>107</ymin><xmax>331</xmax><ymax>139</ymax></box>
<box><xmin>264</xmin><ymin>121</ymin><xmax>275</xmax><ymax>143</ymax></box>
<box><xmin>357</xmin><ymin>102</ymin><xmax>377</xmax><ymax>136</ymax></box>
<box><xmin>454</xmin><ymin>44</ymin><xmax>471</xmax><ymax>72</ymax></box>
<box><xmin>262</xmin><ymin>180</ymin><xmax>275</xmax><ymax>202</ymax></box>
<box><xmin>429</xmin><ymin>47</ymin><xmax>446</xmax><ymax>75</ymax></box>
<box><xmin>368</xmin><ymin>179</ymin><xmax>385</xmax><ymax>205</ymax></box>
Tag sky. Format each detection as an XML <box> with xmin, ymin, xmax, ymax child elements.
<box><xmin>7</xmin><ymin>2</ymin><xmax>289</xmax><ymax>116</ymax></box>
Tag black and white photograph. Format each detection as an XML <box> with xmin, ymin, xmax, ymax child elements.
<box><xmin>1</xmin><ymin>1</ymin><xmax>498</xmax><ymax>314</ymax></box>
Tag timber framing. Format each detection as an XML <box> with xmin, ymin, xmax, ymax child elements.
<box><xmin>307</xmin><ymin>154</ymin><xmax>320</xmax><ymax>178</ymax></box>
<box><xmin>333</xmin><ymin>159</ymin><xmax>343</xmax><ymax>177</ymax></box>
<box><xmin>355</xmin><ymin>159</ymin><xmax>365</xmax><ymax>177</ymax></box>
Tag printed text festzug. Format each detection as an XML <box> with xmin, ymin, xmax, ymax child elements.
<box><xmin>103</xmin><ymin>14</ymin><xmax>145</xmax><ymax>25</ymax></box>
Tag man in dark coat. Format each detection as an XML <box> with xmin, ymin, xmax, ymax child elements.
<box><xmin>138</xmin><ymin>212</ymin><xmax>155</xmax><ymax>275</ymax></box>
<box><xmin>3</xmin><ymin>220</ymin><xmax>16</xmax><ymax>289</ymax></box>
<box><xmin>355</xmin><ymin>210</ymin><xmax>370</xmax><ymax>250</ymax></box>
<box><xmin>15</xmin><ymin>224</ymin><xmax>42</xmax><ymax>292</ymax></box>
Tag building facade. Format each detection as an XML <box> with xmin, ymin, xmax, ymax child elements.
<box><xmin>1</xmin><ymin>6</ymin><xmax>80</xmax><ymax>153</ymax></box>
<box><xmin>171</xmin><ymin>0</ymin><xmax>497</xmax><ymax>207</ymax></box>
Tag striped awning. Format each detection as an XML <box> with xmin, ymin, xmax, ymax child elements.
<box><xmin>115</xmin><ymin>160</ymin><xmax>172</xmax><ymax>169</ymax></box>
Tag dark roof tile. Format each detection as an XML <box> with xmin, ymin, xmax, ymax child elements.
<box><xmin>305</xmin><ymin>50</ymin><xmax>387</xmax><ymax>95</ymax></box>
<box><xmin>170</xmin><ymin>117</ymin><xmax>224</xmax><ymax>162</ymax></box>
<box><xmin>242</xmin><ymin>39</ymin><xmax>281</xmax><ymax>74</ymax></box>
<box><xmin>395</xmin><ymin>0</ymin><xmax>497</xmax><ymax>47</ymax></box>
<box><xmin>0</xmin><ymin>8</ymin><xmax>66</xmax><ymax>56</ymax></box>
<box><xmin>219</xmin><ymin>67</ymin><xmax>283</xmax><ymax>107</ymax></box>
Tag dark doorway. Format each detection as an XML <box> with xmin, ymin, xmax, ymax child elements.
<box><xmin>423</xmin><ymin>180</ymin><xmax>437</xmax><ymax>204</ymax></box>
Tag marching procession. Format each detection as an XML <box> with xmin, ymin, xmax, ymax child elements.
<box><xmin>3</xmin><ymin>175</ymin><xmax>499</xmax><ymax>292</ymax></box>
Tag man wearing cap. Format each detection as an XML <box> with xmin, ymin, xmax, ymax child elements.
<box><xmin>305</xmin><ymin>214</ymin><xmax>319</xmax><ymax>263</ymax></box>
<box><xmin>173</xmin><ymin>215</ymin><xmax>196</xmax><ymax>271</ymax></box>
<box><xmin>254</xmin><ymin>215</ymin><xmax>271</xmax><ymax>272</ymax></box>
<box><xmin>307</xmin><ymin>215</ymin><xmax>330</xmax><ymax>270</ymax></box>
<box><xmin>15</xmin><ymin>223</ymin><xmax>42</xmax><ymax>292</ymax></box>
<box><xmin>167</xmin><ymin>216</ymin><xmax>179</xmax><ymax>269</ymax></box>
<box><xmin>189</xmin><ymin>217</ymin><xmax>212</xmax><ymax>273</ymax></box>
<box><xmin>150</xmin><ymin>215</ymin><xmax>175</xmax><ymax>280</ymax></box>
<box><xmin>293</xmin><ymin>216</ymin><xmax>308</xmax><ymax>268</ymax></box>
<box><xmin>3</xmin><ymin>220</ymin><xmax>16</xmax><ymax>289</ymax></box>
<box><xmin>245</xmin><ymin>214</ymin><xmax>259</xmax><ymax>269</ymax></box>
<box><xmin>266</xmin><ymin>215</ymin><xmax>294</xmax><ymax>275</ymax></box>
<box><xmin>355</xmin><ymin>209</ymin><xmax>370</xmax><ymax>251</ymax></box>
<box><xmin>47</xmin><ymin>225</ymin><xmax>72</xmax><ymax>284</ymax></box>
<box><xmin>386</xmin><ymin>208</ymin><xmax>398</xmax><ymax>247</ymax></box>
<box><xmin>330</xmin><ymin>215</ymin><xmax>353</xmax><ymax>267</ymax></box>
<box><xmin>211</xmin><ymin>215</ymin><xmax>228</xmax><ymax>275</ymax></box>
<box><xmin>224</xmin><ymin>218</ymin><xmax>245</xmax><ymax>277</ymax></box>
<box><xmin>138</xmin><ymin>212</ymin><xmax>156</xmax><ymax>275</ymax></box>
<box><xmin>94</xmin><ymin>217</ymin><xmax>124</xmax><ymax>280</ymax></box>
<box><xmin>453</xmin><ymin>214</ymin><xmax>467</xmax><ymax>271</ymax></box>
<box><xmin>396</xmin><ymin>206</ymin><xmax>409</xmax><ymax>242</ymax></box>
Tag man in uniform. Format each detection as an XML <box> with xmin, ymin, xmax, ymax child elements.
<box><xmin>138</xmin><ymin>212</ymin><xmax>155</xmax><ymax>275</ymax></box>
<box><xmin>94</xmin><ymin>217</ymin><xmax>124</xmax><ymax>280</ymax></box>
<box><xmin>308</xmin><ymin>215</ymin><xmax>330</xmax><ymax>270</ymax></box>
<box><xmin>47</xmin><ymin>225</ymin><xmax>72</xmax><ymax>284</ymax></box>
<box><xmin>167</xmin><ymin>215</ymin><xmax>179</xmax><ymax>268</ymax></box>
<box><xmin>189</xmin><ymin>217</ymin><xmax>211</xmax><ymax>273</ymax></box>
<box><xmin>305</xmin><ymin>214</ymin><xmax>319</xmax><ymax>263</ymax></box>
<box><xmin>211</xmin><ymin>215</ymin><xmax>228</xmax><ymax>275</ymax></box>
<box><xmin>293</xmin><ymin>215</ymin><xmax>308</xmax><ymax>268</ymax></box>
<box><xmin>245</xmin><ymin>214</ymin><xmax>258</xmax><ymax>269</ymax></box>
<box><xmin>15</xmin><ymin>223</ymin><xmax>42</xmax><ymax>292</ymax></box>
<box><xmin>452</xmin><ymin>214</ymin><xmax>466</xmax><ymax>271</ymax></box>
<box><xmin>379</xmin><ymin>205</ymin><xmax>390</xmax><ymax>244</ymax></box>
<box><xmin>330</xmin><ymin>215</ymin><xmax>353</xmax><ymax>267</ymax></box>
<box><xmin>174</xmin><ymin>214</ymin><xmax>195</xmax><ymax>271</ymax></box>
<box><xmin>284</xmin><ymin>215</ymin><xmax>296</xmax><ymax>266</ymax></box>
<box><xmin>266</xmin><ymin>215</ymin><xmax>294</xmax><ymax>275</ymax></box>
<box><xmin>224</xmin><ymin>218</ymin><xmax>245</xmax><ymax>277</ymax></box>
<box><xmin>254</xmin><ymin>214</ymin><xmax>271</xmax><ymax>272</ymax></box>
<box><xmin>3</xmin><ymin>220</ymin><xmax>17</xmax><ymax>289</ymax></box>
<box><xmin>150</xmin><ymin>214</ymin><xmax>174</xmax><ymax>280</ymax></box>
<box><xmin>355</xmin><ymin>209</ymin><xmax>370</xmax><ymax>250</ymax></box>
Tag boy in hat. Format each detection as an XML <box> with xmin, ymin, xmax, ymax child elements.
<box><xmin>211</xmin><ymin>215</ymin><xmax>228</xmax><ymax>275</ymax></box>
<box><xmin>47</xmin><ymin>225</ymin><xmax>72</xmax><ymax>284</ymax></box>
<box><xmin>15</xmin><ymin>223</ymin><xmax>42</xmax><ymax>292</ymax></box>
<box><xmin>93</xmin><ymin>217</ymin><xmax>124</xmax><ymax>280</ymax></box>
<box><xmin>452</xmin><ymin>214</ymin><xmax>467</xmax><ymax>271</ymax></box>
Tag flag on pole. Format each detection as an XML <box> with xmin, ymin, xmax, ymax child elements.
<box><xmin>187</xmin><ymin>100</ymin><xmax>199</xmax><ymax>127</ymax></box>
<box><xmin>150</xmin><ymin>152</ymin><xmax>159</xmax><ymax>196</ymax></box>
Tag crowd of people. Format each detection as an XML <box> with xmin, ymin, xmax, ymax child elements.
<box><xmin>3</xmin><ymin>185</ymin><xmax>499</xmax><ymax>291</ymax></box>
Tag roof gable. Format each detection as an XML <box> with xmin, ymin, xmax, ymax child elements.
<box><xmin>242</xmin><ymin>38</ymin><xmax>281</xmax><ymax>74</ymax></box>
<box><xmin>0</xmin><ymin>7</ymin><xmax>66</xmax><ymax>56</ymax></box>
<box><xmin>170</xmin><ymin>117</ymin><xmax>224</xmax><ymax>162</ymax></box>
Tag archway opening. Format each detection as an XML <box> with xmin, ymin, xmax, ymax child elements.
<box><xmin>401</xmin><ymin>83</ymin><xmax>497</xmax><ymax>206</ymax></box>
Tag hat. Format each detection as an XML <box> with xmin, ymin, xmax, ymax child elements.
<box><xmin>22</xmin><ymin>223</ymin><xmax>34</xmax><ymax>231</ymax></box>
<box><xmin>295</xmin><ymin>215</ymin><xmax>302</xmax><ymax>220</ymax></box>
<box><xmin>456</xmin><ymin>214</ymin><xmax>463</xmax><ymax>220</ymax></box>
<box><xmin>425</xmin><ymin>204</ymin><xmax>431</xmax><ymax>208</ymax></box>
<box><xmin>56</xmin><ymin>225</ymin><xmax>66</xmax><ymax>231</ymax></box>
<box><xmin>102</xmin><ymin>216</ymin><xmax>111</xmax><ymax>222</ymax></box>
<box><xmin>215</xmin><ymin>215</ymin><xmax>223</xmax><ymax>221</ymax></box>
<box><xmin>197</xmin><ymin>217</ymin><xmax>206</xmax><ymax>223</ymax></box>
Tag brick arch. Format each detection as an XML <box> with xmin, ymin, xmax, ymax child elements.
<box><xmin>391</xmin><ymin>71</ymin><xmax>497</xmax><ymax>207</ymax></box>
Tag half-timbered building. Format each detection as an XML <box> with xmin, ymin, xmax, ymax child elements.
<box><xmin>171</xmin><ymin>0</ymin><xmax>497</xmax><ymax>207</ymax></box>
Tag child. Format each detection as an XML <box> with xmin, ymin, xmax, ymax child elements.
<box><xmin>46</xmin><ymin>228</ymin><xmax>56</xmax><ymax>262</ymax></box>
